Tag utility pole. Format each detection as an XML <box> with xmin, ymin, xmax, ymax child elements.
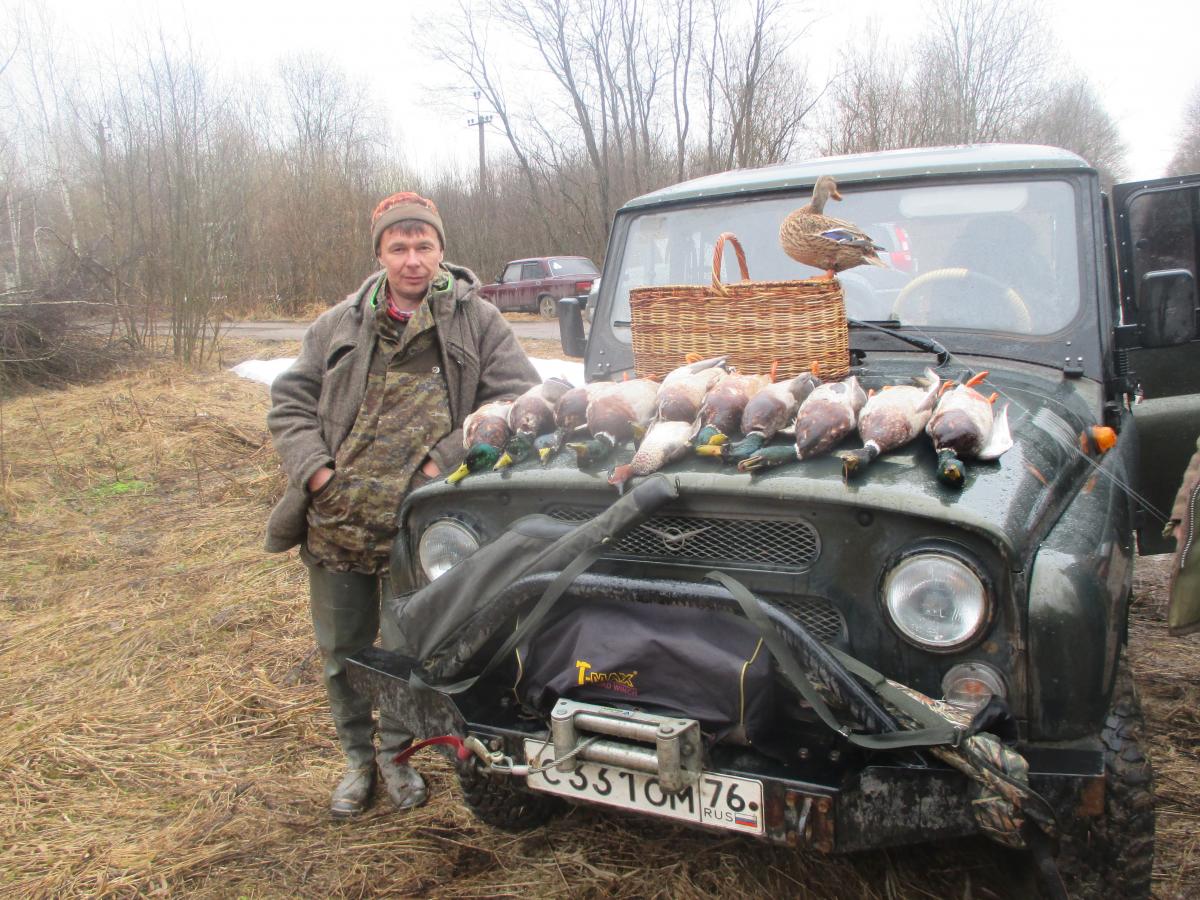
<box><xmin>467</xmin><ymin>91</ymin><xmax>493</xmax><ymax>196</ymax></box>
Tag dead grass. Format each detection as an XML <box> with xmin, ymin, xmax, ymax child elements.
<box><xmin>0</xmin><ymin>346</ymin><xmax>1196</xmax><ymax>898</ymax></box>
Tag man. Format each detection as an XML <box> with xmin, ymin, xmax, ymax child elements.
<box><xmin>266</xmin><ymin>192</ymin><xmax>539</xmax><ymax>817</ymax></box>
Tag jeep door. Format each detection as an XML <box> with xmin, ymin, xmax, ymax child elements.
<box><xmin>1113</xmin><ymin>174</ymin><xmax>1200</xmax><ymax>565</ymax></box>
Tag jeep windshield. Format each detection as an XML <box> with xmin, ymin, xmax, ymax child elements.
<box><xmin>607</xmin><ymin>179</ymin><xmax>1081</xmax><ymax>338</ymax></box>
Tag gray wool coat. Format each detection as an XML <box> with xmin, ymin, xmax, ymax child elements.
<box><xmin>265</xmin><ymin>263</ymin><xmax>540</xmax><ymax>553</ymax></box>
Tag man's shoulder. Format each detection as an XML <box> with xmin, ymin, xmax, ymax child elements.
<box><xmin>307</xmin><ymin>274</ymin><xmax>379</xmax><ymax>336</ymax></box>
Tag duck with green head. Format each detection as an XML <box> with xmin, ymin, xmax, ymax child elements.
<box><xmin>493</xmin><ymin>377</ymin><xmax>575</xmax><ymax>470</ymax></box>
<box><xmin>925</xmin><ymin>371</ymin><xmax>1013</xmax><ymax>488</ymax></box>
<box><xmin>693</xmin><ymin>368</ymin><xmax>771</xmax><ymax>448</ymax></box>
<box><xmin>701</xmin><ymin>371</ymin><xmax>820</xmax><ymax>465</ymax></box>
<box><xmin>840</xmin><ymin>369</ymin><xmax>941</xmax><ymax>482</ymax></box>
<box><xmin>567</xmin><ymin>377</ymin><xmax>659</xmax><ymax>466</ymax></box>
<box><xmin>740</xmin><ymin>377</ymin><xmax>866</xmax><ymax>472</ymax></box>
<box><xmin>446</xmin><ymin>400</ymin><xmax>512</xmax><ymax>484</ymax></box>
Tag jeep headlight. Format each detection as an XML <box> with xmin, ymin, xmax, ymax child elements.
<box><xmin>883</xmin><ymin>553</ymin><xmax>988</xmax><ymax>650</ymax></box>
<box><xmin>418</xmin><ymin>519</ymin><xmax>480</xmax><ymax>581</ymax></box>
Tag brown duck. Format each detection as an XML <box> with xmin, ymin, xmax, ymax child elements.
<box><xmin>840</xmin><ymin>369</ymin><xmax>941</xmax><ymax>481</ymax></box>
<box><xmin>568</xmin><ymin>378</ymin><xmax>660</xmax><ymax>465</ymax></box>
<box><xmin>740</xmin><ymin>377</ymin><xmax>867</xmax><ymax>471</ymax></box>
<box><xmin>779</xmin><ymin>175</ymin><xmax>887</xmax><ymax>279</ymax></box>
<box><xmin>537</xmin><ymin>383</ymin><xmax>601</xmax><ymax>464</ymax></box>
<box><xmin>656</xmin><ymin>356</ymin><xmax>728</xmax><ymax>422</ymax></box>
<box><xmin>609</xmin><ymin>420</ymin><xmax>696</xmax><ymax>492</ymax></box>
<box><xmin>699</xmin><ymin>372</ymin><xmax>820</xmax><ymax>464</ymax></box>
<box><xmin>494</xmin><ymin>377</ymin><xmax>576</xmax><ymax>470</ymax></box>
<box><xmin>693</xmin><ymin>372</ymin><xmax>771</xmax><ymax>446</ymax></box>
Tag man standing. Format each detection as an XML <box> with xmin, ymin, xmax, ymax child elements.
<box><xmin>266</xmin><ymin>192</ymin><xmax>539</xmax><ymax>817</ymax></box>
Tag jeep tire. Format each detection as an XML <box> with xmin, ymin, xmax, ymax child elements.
<box><xmin>456</xmin><ymin>758</ymin><xmax>563</xmax><ymax>831</ymax></box>
<box><xmin>1055</xmin><ymin>655</ymin><xmax>1156</xmax><ymax>899</ymax></box>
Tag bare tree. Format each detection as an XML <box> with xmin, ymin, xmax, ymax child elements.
<box><xmin>918</xmin><ymin>0</ymin><xmax>1051</xmax><ymax>144</ymax></box>
<box><xmin>1021</xmin><ymin>76</ymin><xmax>1127</xmax><ymax>186</ymax></box>
<box><xmin>1167</xmin><ymin>84</ymin><xmax>1200</xmax><ymax>176</ymax></box>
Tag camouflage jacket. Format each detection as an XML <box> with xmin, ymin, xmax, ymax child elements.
<box><xmin>266</xmin><ymin>263</ymin><xmax>539</xmax><ymax>553</ymax></box>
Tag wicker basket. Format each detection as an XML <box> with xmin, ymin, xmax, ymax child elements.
<box><xmin>629</xmin><ymin>232</ymin><xmax>849</xmax><ymax>380</ymax></box>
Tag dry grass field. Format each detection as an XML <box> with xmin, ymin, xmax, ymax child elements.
<box><xmin>1</xmin><ymin>339</ymin><xmax>1197</xmax><ymax>898</ymax></box>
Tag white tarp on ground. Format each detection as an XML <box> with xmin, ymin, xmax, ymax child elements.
<box><xmin>231</xmin><ymin>356</ymin><xmax>586</xmax><ymax>388</ymax></box>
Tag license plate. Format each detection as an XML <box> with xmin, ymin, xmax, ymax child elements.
<box><xmin>524</xmin><ymin>739</ymin><xmax>765</xmax><ymax>835</ymax></box>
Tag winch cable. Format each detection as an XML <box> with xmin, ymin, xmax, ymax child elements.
<box><xmin>879</xmin><ymin>322</ymin><xmax>1170</xmax><ymax>527</ymax></box>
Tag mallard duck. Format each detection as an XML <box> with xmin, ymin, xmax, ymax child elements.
<box><xmin>494</xmin><ymin>377</ymin><xmax>575</xmax><ymax>470</ymax></box>
<box><xmin>568</xmin><ymin>378</ymin><xmax>659</xmax><ymax>465</ymax></box>
<box><xmin>739</xmin><ymin>377</ymin><xmax>867</xmax><ymax>472</ymax></box>
<box><xmin>656</xmin><ymin>357</ymin><xmax>728</xmax><ymax>422</ymax></box>
<box><xmin>840</xmin><ymin>369</ymin><xmax>941</xmax><ymax>481</ymax></box>
<box><xmin>699</xmin><ymin>372</ymin><xmax>820</xmax><ymax>464</ymax></box>
<box><xmin>779</xmin><ymin>175</ymin><xmax>887</xmax><ymax>279</ymax></box>
<box><xmin>609</xmin><ymin>420</ymin><xmax>696</xmax><ymax>492</ymax></box>
<box><xmin>693</xmin><ymin>372</ymin><xmax>772</xmax><ymax>447</ymax></box>
<box><xmin>447</xmin><ymin>400</ymin><xmax>512</xmax><ymax>484</ymax></box>
<box><xmin>534</xmin><ymin>383</ymin><xmax>599</xmax><ymax>464</ymax></box>
<box><xmin>926</xmin><ymin>371</ymin><xmax>1013</xmax><ymax>488</ymax></box>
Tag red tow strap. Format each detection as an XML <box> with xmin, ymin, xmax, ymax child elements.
<box><xmin>393</xmin><ymin>735</ymin><xmax>473</xmax><ymax>765</ymax></box>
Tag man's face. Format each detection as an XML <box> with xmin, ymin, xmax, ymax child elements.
<box><xmin>377</xmin><ymin>223</ymin><xmax>444</xmax><ymax>304</ymax></box>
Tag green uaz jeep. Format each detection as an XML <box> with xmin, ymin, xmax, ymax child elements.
<box><xmin>350</xmin><ymin>145</ymin><xmax>1200</xmax><ymax>898</ymax></box>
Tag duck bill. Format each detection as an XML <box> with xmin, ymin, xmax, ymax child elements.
<box><xmin>538</xmin><ymin>447</ymin><xmax>555</xmax><ymax>465</ymax></box>
<box><xmin>695</xmin><ymin>444</ymin><xmax>726</xmax><ymax>458</ymax></box>
<box><xmin>446</xmin><ymin>462</ymin><xmax>472</xmax><ymax>485</ymax></box>
<box><xmin>493</xmin><ymin>452</ymin><xmax>515</xmax><ymax>471</ymax></box>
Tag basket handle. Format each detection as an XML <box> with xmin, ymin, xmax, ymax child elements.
<box><xmin>711</xmin><ymin>232</ymin><xmax>750</xmax><ymax>296</ymax></box>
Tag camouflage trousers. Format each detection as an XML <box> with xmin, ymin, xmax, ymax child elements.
<box><xmin>305</xmin><ymin>557</ymin><xmax>411</xmax><ymax>769</ymax></box>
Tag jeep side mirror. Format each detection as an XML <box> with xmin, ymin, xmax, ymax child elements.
<box><xmin>558</xmin><ymin>297</ymin><xmax>587</xmax><ymax>358</ymax></box>
<box><xmin>1138</xmin><ymin>269</ymin><xmax>1197</xmax><ymax>347</ymax></box>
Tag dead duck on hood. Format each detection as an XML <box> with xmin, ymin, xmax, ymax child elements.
<box><xmin>568</xmin><ymin>377</ymin><xmax>660</xmax><ymax>466</ymax></box>
<box><xmin>926</xmin><ymin>371</ymin><xmax>1013</xmax><ymax>488</ymax></box>
<box><xmin>701</xmin><ymin>371</ymin><xmax>820</xmax><ymax>464</ymax></box>
<box><xmin>494</xmin><ymin>377</ymin><xmax>575</xmax><ymax>470</ymax></box>
<box><xmin>779</xmin><ymin>175</ymin><xmax>887</xmax><ymax>280</ymax></box>
<box><xmin>740</xmin><ymin>377</ymin><xmax>867</xmax><ymax>472</ymax></box>
<box><xmin>840</xmin><ymin>369</ymin><xmax>941</xmax><ymax>481</ymax></box>
<box><xmin>536</xmin><ymin>383</ymin><xmax>600</xmax><ymax>465</ymax></box>
<box><xmin>609</xmin><ymin>419</ymin><xmax>696</xmax><ymax>493</ymax></box>
<box><xmin>448</xmin><ymin>400</ymin><xmax>512</xmax><ymax>484</ymax></box>
<box><xmin>693</xmin><ymin>371</ymin><xmax>772</xmax><ymax>447</ymax></box>
<box><xmin>656</xmin><ymin>356</ymin><xmax>729</xmax><ymax>422</ymax></box>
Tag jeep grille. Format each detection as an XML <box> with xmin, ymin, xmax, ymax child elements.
<box><xmin>546</xmin><ymin>506</ymin><xmax>821</xmax><ymax>571</ymax></box>
<box><xmin>547</xmin><ymin>506</ymin><xmax>839</xmax><ymax>640</ymax></box>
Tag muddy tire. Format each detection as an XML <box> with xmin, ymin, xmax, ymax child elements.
<box><xmin>538</xmin><ymin>295</ymin><xmax>557</xmax><ymax>319</ymax></box>
<box><xmin>1055</xmin><ymin>656</ymin><xmax>1156</xmax><ymax>899</ymax></box>
<box><xmin>456</xmin><ymin>759</ymin><xmax>563</xmax><ymax>831</ymax></box>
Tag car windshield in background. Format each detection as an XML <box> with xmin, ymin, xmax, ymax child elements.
<box><xmin>608</xmin><ymin>179</ymin><xmax>1081</xmax><ymax>339</ymax></box>
<box><xmin>550</xmin><ymin>257</ymin><xmax>599</xmax><ymax>276</ymax></box>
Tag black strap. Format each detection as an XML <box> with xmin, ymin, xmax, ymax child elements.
<box><xmin>706</xmin><ymin>570</ymin><xmax>962</xmax><ymax>751</ymax></box>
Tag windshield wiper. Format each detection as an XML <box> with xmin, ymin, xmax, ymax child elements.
<box><xmin>848</xmin><ymin>318</ymin><xmax>950</xmax><ymax>366</ymax></box>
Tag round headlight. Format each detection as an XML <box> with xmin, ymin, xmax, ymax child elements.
<box><xmin>883</xmin><ymin>553</ymin><xmax>988</xmax><ymax>650</ymax></box>
<box><xmin>418</xmin><ymin>519</ymin><xmax>480</xmax><ymax>581</ymax></box>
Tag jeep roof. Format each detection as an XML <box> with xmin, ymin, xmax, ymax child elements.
<box><xmin>623</xmin><ymin>145</ymin><xmax>1093</xmax><ymax>211</ymax></box>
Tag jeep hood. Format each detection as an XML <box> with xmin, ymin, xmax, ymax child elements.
<box><xmin>416</xmin><ymin>362</ymin><xmax>1108</xmax><ymax>567</ymax></box>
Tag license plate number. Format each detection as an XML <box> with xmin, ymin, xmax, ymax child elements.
<box><xmin>524</xmin><ymin>739</ymin><xmax>765</xmax><ymax>835</ymax></box>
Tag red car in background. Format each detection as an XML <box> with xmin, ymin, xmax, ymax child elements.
<box><xmin>479</xmin><ymin>256</ymin><xmax>600</xmax><ymax>318</ymax></box>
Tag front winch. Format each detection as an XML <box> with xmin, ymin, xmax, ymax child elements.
<box><xmin>549</xmin><ymin>699</ymin><xmax>702</xmax><ymax>793</ymax></box>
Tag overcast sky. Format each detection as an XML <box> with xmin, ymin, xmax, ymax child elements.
<box><xmin>15</xmin><ymin>0</ymin><xmax>1200</xmax><ymax>181</ymax></box>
